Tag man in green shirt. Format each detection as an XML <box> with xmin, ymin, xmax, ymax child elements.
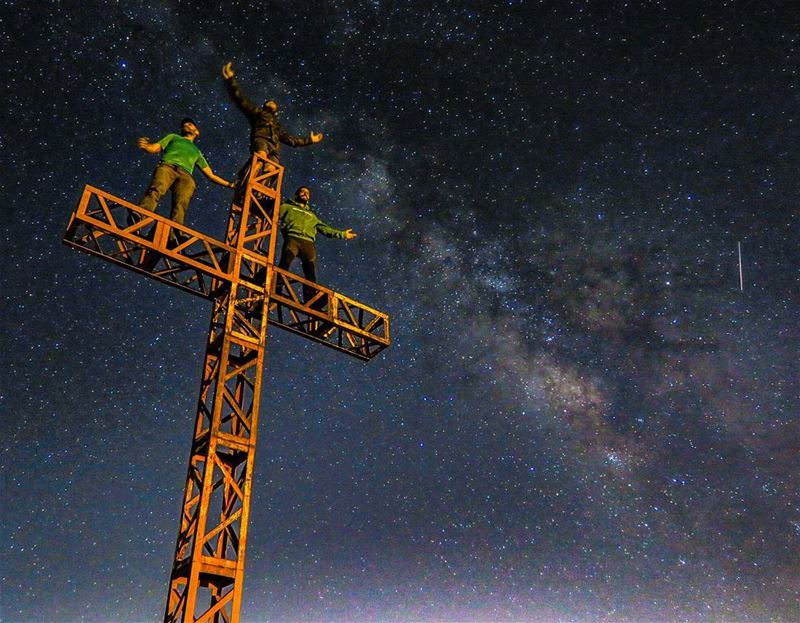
<box><xmin>278</xmin><ymin>186</ymin><xmax>357</xmax><ymax>305</ymax></box>
<box><xmin>137</xmin><ymin>118</ymin><xmax>234</xmax><ymax>225</ymax></box>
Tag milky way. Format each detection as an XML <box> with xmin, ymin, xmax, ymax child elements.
<box><xmin>2</xmin><ymin>2</ymin><xmax>797</xmax><ymax>622</ymax></box>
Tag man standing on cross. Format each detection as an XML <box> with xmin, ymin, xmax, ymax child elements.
<box><xmin>221</xmin><ymin>62</ymin><xmax>323</xmax><ymax>175</ymax></box>
<box><xmin>278</xmin><ymin>186</ymin><xmax>357</xmax><ymax>305</ymax></box>
<box><xmin>137</xmin><ymin>117</ymin><xmax>235</xmax><ymax>225</ymax></box>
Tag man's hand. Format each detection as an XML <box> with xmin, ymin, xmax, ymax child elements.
<box><xmin>310</xmin><ymin>131</ymin><xmax>324</xmax><ymax>143</ymax></box>
<box><xmin>222</xmin><ymin>62</ymin><xmax>235</xmax><ymax>79</ymax></box>
<box><xmin>137</xmin><ymin>137</ymin><xmax>161</xmax><ymax>154</ymax></box>
<box><xmin>344</xmin><ymin>229</ymin><xmax>357</xmax><ymax>240</ymax></box>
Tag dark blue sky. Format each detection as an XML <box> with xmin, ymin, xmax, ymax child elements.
<box><xmin>2</xmin><ymin>1</ymin><xmax>798</xmax><ymax>622</ymax></box>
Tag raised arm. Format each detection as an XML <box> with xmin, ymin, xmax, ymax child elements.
<box><xmin>278</xmin><ymin>126</ymin><xmax>325</xmax><ymax>148</ymax></box>
<box><xmin>222</xmin><ymin>62</ymin><xmax>258</xmax><ymax>118</ymax></box>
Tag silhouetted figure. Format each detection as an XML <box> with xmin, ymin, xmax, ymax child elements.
<box><xmin>222</xmin><ymin>63</ymin><xmax>323</xmax><ymax>181</ymax></box>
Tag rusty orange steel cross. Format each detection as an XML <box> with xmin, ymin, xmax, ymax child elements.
<box><xmin>62</xmin><ymin>154</ymin><xmax>390</xmax><ymax>623</ymax></box>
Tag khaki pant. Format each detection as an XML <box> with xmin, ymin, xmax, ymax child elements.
<box><xmin>139</xmin><ymin>163</ymin><xmax>196</xmax><ymax>225</ymax></box>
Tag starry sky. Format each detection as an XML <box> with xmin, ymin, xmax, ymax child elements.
<box><xmin>2</xmin><ymin>1</ymin><xmax>798</xmax><ymax>622</ymax></box>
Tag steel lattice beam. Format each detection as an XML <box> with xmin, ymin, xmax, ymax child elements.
<box><xmin>63</xmin><ymin>177</ymin><xmax>390</xmax><ymax>361</ymax></box>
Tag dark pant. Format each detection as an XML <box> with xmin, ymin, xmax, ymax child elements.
<box><xmin>139</xmin><ymin>163</ymin><xmax>196</xmax><ymax>224</ymax></box>
<box><xmin>251</xmin><ymin>138</ymin><xmax>277</xmax><ymax>157</ymax></box>
<box><xmin>278</xmin><ymin>236</ymin><xmax>319</xmax><ymax>304</ymax></box>
<box><xmin>234</xmin><ymin>149</ymin><xmax>279</xmax><ymax>206</ymax></box>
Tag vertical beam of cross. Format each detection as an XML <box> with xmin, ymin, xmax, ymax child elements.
<box><xmin>164</xmin><ymin>157</ymin><xmax>282</xmax><ymax>623</ymax></box>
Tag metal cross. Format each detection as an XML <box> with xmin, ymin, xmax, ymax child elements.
<box><xmin>63</xmin><ymin>154</ymin><xmax>390</xmax><ymax>622</ymax></box>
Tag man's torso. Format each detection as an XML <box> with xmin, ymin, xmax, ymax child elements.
<box><xmin>158</xmin><ymin>134</ymin><xmax>209</xmax><ymax>175</ymax></box>
<box><xmin>280</xmin><ymin>201</ymin><xmax>320</xmax><ymax>242</ymax></box>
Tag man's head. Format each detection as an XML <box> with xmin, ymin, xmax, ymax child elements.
<box><xmin>263</xmin><ymin>100</ymin><xmax>279</xmax><ymax>114</ymax></box>
<box><xmin>295</xmin><ymin>186</ymin><xmax>311</xmax><ymax>204</ymax></box>
<box><xmin>180</xmin><ymin>117</ymin><xmax>200</xmax><ymax>139</ymax></box>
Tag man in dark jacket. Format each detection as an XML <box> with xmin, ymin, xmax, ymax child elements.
<box><xmin>278</xmin><ymin>186</ymin><xmax>357</xmax><ymax>303</ymax></box>
<box><xmin>222</xmin><ymin>62</ymin><xmax>323</xmax><ymax>174</ymax></box>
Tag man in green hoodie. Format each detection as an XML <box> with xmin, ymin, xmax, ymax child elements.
<box><xmin>278</xmin><ymin>186</ymin><xmax>357</xmax><ymax>305</ymax></box>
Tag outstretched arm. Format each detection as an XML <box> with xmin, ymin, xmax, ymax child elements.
<box><xmin>222</xmin><ymin>62</ymin><xmax>257</xmax><ymax>117</ymax></box>
<box><xmin>278</xmin><ymin>125</ymin><xmax>324</xmax><ymax>148</ymax></box>
<box><xmin>199</xmin><ymin>166</ymin><xmax>235</xmax><ymax>189</ymax></box>
<box><xmin>317</xmin><ymin>221</ymin><xmax>357</xmax><ymax>239</ymax></box>
<box><xmin>137</xmin><ymin>136</ymin><xmax>162</xmax><ymax>155</ymax></box>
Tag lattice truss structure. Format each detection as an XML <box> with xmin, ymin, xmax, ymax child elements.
<box><xmin>62</xmin><ymin>155</ymin><xmax>390</xmax><ymax>623</ymax></box>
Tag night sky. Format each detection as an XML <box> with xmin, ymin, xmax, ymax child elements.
<box><xmin>2</xmin><ymin>2</ymin><xmax>798</xmax><ymax>622</ymax></box>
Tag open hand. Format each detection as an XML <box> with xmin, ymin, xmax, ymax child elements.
<box><xmin>310</xmin><ymin>131</ymin><xmax>324</xmax><ymax>143</ymax></box>
<box><xmin>344</xmin><ymin>229</ymin><xmax>357</xmax><ymax>240</ymax></box>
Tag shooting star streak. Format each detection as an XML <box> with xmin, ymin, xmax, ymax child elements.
<box><xmin>738</xmin><ymin>241</ymin><xmax>744</xmax><ymax>291</ymax></box>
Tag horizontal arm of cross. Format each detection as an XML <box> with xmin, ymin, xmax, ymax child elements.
<box><xmin>63</xmin><ymin>185</ymin><xmax>390</xmax><ymax>361</ymax></box>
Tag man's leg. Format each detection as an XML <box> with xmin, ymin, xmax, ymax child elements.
<box><xmin>276</xmin><ymin>237</ymin><xmax>302</xmax><ymax>299</ymax></box>
<box><xmin>136</xmin><ymin>164</ymin><xmax>176</xmax><ymax>268</ymax></box>
<box><xmin>251</xmin><ymin>139</ymin><xmax>269</xmax><ymax>176</ymax></box>
<box><xmin>297</xmin><ymin>240</ymin><xmax>319</xmax><ymax>304</ymax></box>
<box><xmin>170</xmin><ymin>170</ymin><xmax>196</xmax><ymax>226</ymax></box>
<box><xmin>278</xmin><ymin>238</ymin><xmax>300</xmax><ymax>271</ymax></box>
<box><xmin>298</xmin><ymin>241</ymin><xmax>333</xmax><ymax>337</ymax></box>
<box><xmin>251</xmin><ymin>139</ymin><xmax>279</xmax><ymax>175</ymax></box>
<box><xmin>139</xmin><ymin>163</ymin><xmax>176</xmax><ymax>214</ymax></box>
<box><xmin>259</xmin><ymin>152</ymin><xmax>279</xmax><ymax>176</ymax></box>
